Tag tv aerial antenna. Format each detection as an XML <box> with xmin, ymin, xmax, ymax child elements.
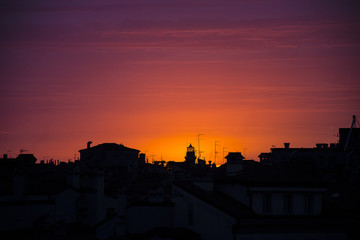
<box><xmin>20</xmin><ymin>148</ymin><xmax>28</xmax><ymax>154</ymax></box>
<box><xmin>197</xmin><ymin>133</ymin><xmax>204</xmax><ymax>160</ymax></box>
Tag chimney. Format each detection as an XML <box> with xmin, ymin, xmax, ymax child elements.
<box><xmin>87</xmin><ymin>141</ymin><xmax>92</xmax><ymax>149</ymax></box>
<box><xmin>284</xmin><ymin>143</ymin><xmax>290</xmax><ymax>149</ymax></box>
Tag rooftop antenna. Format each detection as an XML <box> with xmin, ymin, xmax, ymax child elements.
<box><xmin>355</xmin><ymin>115</ymin><xmax>360</xmax><ymax>127</ymax></box>
<box><xmin>344</xmin><ymin>115</ymin><xmax>357</xmax><ymax>151</ymax></box>
<box><xmin>214</xmin><ymin>141</ymin><xmax>221</xmax><ymax>165</ymax></box>
<box><xmin>197</xmin><ymin>133</ymin><xmax>204</xmax><ymax>160</ymax></box>
<box><xmin>20</xmin><ymin>149</ymin><xmax>28</xmax><ymax>154</ymax></box>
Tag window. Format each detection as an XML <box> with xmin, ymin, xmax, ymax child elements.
<box><xmin>263</xmin><ymin>194</ymin><xmax>272</xmax><ymax>213</ymax></box>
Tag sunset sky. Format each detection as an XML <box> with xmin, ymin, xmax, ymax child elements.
<box><xmin>1</xmin><ymin>0</ymin><xmax>360</xmax><ymax>163</ymax></box>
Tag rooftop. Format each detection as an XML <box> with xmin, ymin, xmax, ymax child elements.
<box><xmin>216</xmin><ymin>160</ymin><xmax>328</xmax><ymax>188</ymax></box>
<box><xmin>79</xmin><ymin>143</ymin><xmax>140</xmax><ymax>153</ymax></box>
<box><xmin>173</xmin><ymin>181</ymin><xmax>256</xmax><ymax>219</ymax></box>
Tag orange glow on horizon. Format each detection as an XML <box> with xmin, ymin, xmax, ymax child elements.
<box><xmin>138</xmin><ymin>133</ymin><xmax>249</xmax><ymax>163</ymax></box>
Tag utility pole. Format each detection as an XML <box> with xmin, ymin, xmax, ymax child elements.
<box><xmin>214</xmin><ymin>141</ymin><xmax>221</xmax><ymax>165</ymax></box>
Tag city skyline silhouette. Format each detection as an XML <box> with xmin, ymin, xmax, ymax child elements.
<box><xmin>1</xmin><ymin>1</ymin><xmax>360</xmax><ymax>239</ymax></box>
<box><xmin>1</xmin><ymin>120</ymin><xmax>360</xmax><ymax>239</ymax></box>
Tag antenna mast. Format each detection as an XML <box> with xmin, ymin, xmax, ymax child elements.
<box><xmin>197</xmin><ymin>133</ymin><xmax>204</xmax><ymax>160</ymax></box>
<box><xmin>344</xmin><ymin>115</ymin><xmax>357</xmax><ymax>151</ymax></box>
<box><xmin>20</xmin><ymin>149</ymin><xmax>28</xmax><ymax>154</ymax></box>
<box><xmin>214</xmin><ymin>141</ymin><xmax>221</xmax><ymax>165</ymax></box>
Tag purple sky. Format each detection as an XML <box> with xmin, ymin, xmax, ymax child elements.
<box><xmin>1</xmin><ymin>0</ymin><xmax>360</xmax><ymax>162</ymax></box>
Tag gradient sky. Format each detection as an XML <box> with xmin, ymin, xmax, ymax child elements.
<box><xmin>1</xmin><ymin>0</ymin><xmax>360</xmax><ymax>163</ymax></box>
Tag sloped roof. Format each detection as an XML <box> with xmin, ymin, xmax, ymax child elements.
<box><xmin>173</xmin><ymin>181</ymin><xmax>256</xmax><ymax>219</ymax></box>
<box><xmin>226</xmin><ymin>152</ymin><xmax>245</xmax><ymax>160</ymax></box>
<box><xmin>79</xmin><ymin>143</ymin><xmax>140</xmax><ymax>153</ymax></box>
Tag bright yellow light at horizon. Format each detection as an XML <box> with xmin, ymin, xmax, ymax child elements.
<box><xmin>139</xmin><ymin>133</ymin><xmax>252</xmax><ymax>163</ymax></box>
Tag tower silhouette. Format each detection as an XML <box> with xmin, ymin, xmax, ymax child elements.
<box><xmin>185</xmin><ymin>144</ymin><xmax>196</xmax><ymax>165</ymax></box>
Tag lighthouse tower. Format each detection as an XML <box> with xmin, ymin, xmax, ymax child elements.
<box><xmin>185</xmin><ymin>144</ymin><xmax>196</xmax><ymax>165</ymax></box>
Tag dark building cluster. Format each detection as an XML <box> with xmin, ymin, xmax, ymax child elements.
<box><xmin>1</xmin><ymin>118</ymin><xmax>360</xmax><ymax>239</ymax></box>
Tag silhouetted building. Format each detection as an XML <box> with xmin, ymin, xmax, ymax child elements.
<box><xmin>258</xmin><ymin>152</ymin><xmax>272</xmax><ymax>165</ymax></box>
<box><xmin>167</xmin><ymin>144</ymin><xmax>214</xmax><ymax>182</ymax></box>
<box><xmin>79</xmin><ymin>142</ymin><xmax>142</xmax><ymax>190</ymax></box>
<box><xmin>172</xmin><ymin>178</ymin><xmax>352</xmax><ymax>240</ymax></box>
<box><xmin>259</xmin><ymin>124</ymin><xmax>360</xmax><ymax>171</ymax></box>
<box><xmin>260</xmin><ymin>144</ymin><xmax>360</xmax><ymax>173</ymax></box>
<box><xmin>339</xmin><ymin>128</ymin><xmax>360</xmax><ymax>150</ymax></box>
<box><xmin>79</xmin><ymin>142</ymin><xmax>140</xmax><ymax>169</ymax></box>
<box><xmin>339</xmin><ymin>115</ymin><xmax>360</xmax><ymax>150</ymax></box>
<box><xmin>2</xmin><ymin>118</ymin><xmax>360</xmax><ymax>239</ymax></box>
<box><xmin>185</xmin><ymin>144</ymin><xmax>196</xmax><ymax>165</ymax></box>
<box><xmin>225</xmin><ymin>152</ymin><xmax>244</xmax><ymax>176</ymax></box>
<box><xmin>0</xmin><ymin>153</ymin><xmax>37</xmax><ymax>167</ymax></box>
<box><xmin>216</xmin><ymin>160</ymin><xmax>327</xmax><ymax>216</ymax></box>
<box><xmin>266</xmin><ymin>142</ymin><xmax>346</xmax><ymax>169</ymax></box>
